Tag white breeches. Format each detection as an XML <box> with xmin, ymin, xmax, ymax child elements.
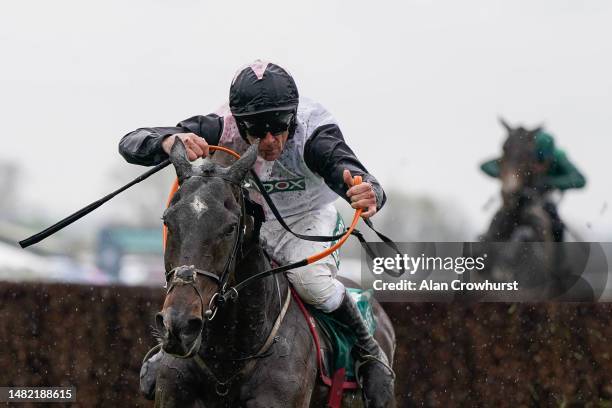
<box><xmin>260</xmin><ymin>204</ymin><xmax>346</xmax><ymax>312</ymax></box>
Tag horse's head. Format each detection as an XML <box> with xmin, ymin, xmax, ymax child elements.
<box><xmin>156</xmin><ymin>139</ymin><xmax>258</xmax><ymax>357</ymax></box>
<box><xmin>498</xmin><ymin>117</ymin><xmax>542</xmax><ymax>205</ymax></box>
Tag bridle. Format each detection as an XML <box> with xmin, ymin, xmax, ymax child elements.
<box><xmin>164</xmin><ymin>175</ymin><xmax>248</xmax><ymax>333</ymax></box>
<box><xmin>160</xmin><ymin>145</ymin><xmax>402</xmax><ymax>362</ymax></box>
<box><xmin>149</xmin><ymin>144</ymin><xmax>402</xmax><ymax>395</ymax></box>
<box><xmin>161</xmin><ymin>173</ymin><xmax>291</xmax><ymax>379</ymax></box>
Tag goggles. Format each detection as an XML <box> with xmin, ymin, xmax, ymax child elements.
<box><xmin>237</xmin><ymin>111</ymin><xmax>294</xmax><ymax>139</ymax></box>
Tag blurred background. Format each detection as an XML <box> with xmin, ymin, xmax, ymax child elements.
<box><xmin>1</xmin><ymin>0</ymin><xmax>610</xmax><ymax>286</ymax></box>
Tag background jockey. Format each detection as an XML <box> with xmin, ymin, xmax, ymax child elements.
<box><xmin>119</xmin><ymin>60</ymin><xmax>394</xmax><ymax>404</ymax></box>
<box><xmin>480</xmin><ymin>130</ymin><xmax>586</xmax><ymax>242</ymax></box>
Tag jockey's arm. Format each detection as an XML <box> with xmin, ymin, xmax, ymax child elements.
<box><xmin>303</xmin><ymin>124</ymin><xmax>387</xmax><ymax>214</ymax></box>
<box><xmin>118</xmin><ymin>114</ymin><xmax>223</xmax><ymax>166</ymax></box>
<box><xmin>544</xmin><ymin>150</ymin><xmax>587</xmax><ymax>191</ymax></box>
<box><xmin>480</xmin><ymin>158</ymin><xmax>501</xmax><ymax>178</ymax></box>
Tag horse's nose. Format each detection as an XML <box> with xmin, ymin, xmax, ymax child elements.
<box><xmin>183</xmin><ymin>317</ymin><xmax>203</xmax><ymax>338</ymax></box>
<box><xmin>181</xmin><ymin>317</ymin><xmax>202</xmax><ymax>337</ymax></box>
<box><xmin>163</xmin><ymin>309</ymin><xmax>202</xmax><ymax>339</ymax></box>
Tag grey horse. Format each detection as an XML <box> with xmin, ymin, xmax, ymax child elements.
<box><xmin>146</xmin><ymin>139</ymin><xmax>396</xmax><ymax>407</ymax></box>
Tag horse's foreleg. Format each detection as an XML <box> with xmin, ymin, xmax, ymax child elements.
<box><xmin>154</xmin><ymin>359</ymin><xmax>205</xmax><ymax>408</ymax></box>
<box><xmin>242</xmin><ymin>330</ymin><xmax>319</xmax><ymax>407</ymax></box>
<box><xmin>242</xmin><ymin>370</ymin><xmax>316</xmax><ymax>408</ymax></box>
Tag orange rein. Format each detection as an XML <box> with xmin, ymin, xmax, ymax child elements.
<box><xmin>306</xmin><ymin>175</ymin><xmax>362</xmax><ymax>264</ymax></box>
<box><xmin>162</xmin><ymin>147</ymin><xmax>362</xmax><ymax>267</ymax></box>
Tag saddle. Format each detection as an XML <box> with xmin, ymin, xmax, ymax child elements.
<box><xmin>291</xmin><ymin>287</ymin><xmax>376</xmax><ymax>408</ymax></box>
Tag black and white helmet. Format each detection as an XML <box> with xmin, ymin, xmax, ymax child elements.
<box><xmin>229</xmin><ymin>60</ymin><xmax>299</xmax><ymax>117</ymax></box>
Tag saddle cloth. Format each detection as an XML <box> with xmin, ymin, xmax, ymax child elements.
<box><xmin>291</xmin><ymin>286</ymin><xmax>377</xmax><ymax>399</ymax></box>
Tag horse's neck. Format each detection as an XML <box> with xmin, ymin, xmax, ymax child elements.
<box><xmin>203</xmin><ymin>244</ymin><xmax>282</xmax><ymax>358</ymax></box>
<box><xmin>516</xmin><ymin>192</ymin><xmax>545</xmax><ymax>214</ymax></box>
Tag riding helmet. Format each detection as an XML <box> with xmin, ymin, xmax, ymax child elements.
<box><xmin>229</xmin><ymin>60</ymin><xmax>299</xmax><ymax>140</ymax></box>
<box><xmin>230</xmin><ymin>60</ymin><xmax>299</xmax><ymax>116</ymax></box>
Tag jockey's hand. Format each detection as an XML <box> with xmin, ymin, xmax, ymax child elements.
<box><xmin>343</xmin><ymin>169</ymin><xmax>377</xmax><ymax>218</ymax></box>
<box><xmin>162</xmin><ymin>133</ymin><xmax>209</xmax><ymax>161</ymax></box>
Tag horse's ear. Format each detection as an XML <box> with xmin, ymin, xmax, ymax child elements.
<box><xmin>169</xmin><ymin>138</ymin><xmax>193</xmax><ymax>181</ymax></box>
<box><xmin>498</xmin><ymin>116</ymin><xmax>512</xmax><ymax>133</ymax></box>
<box><xmin>227</xmin><ymin>141</ymin><xmax>259</xmax><ymax>183</ymax></box>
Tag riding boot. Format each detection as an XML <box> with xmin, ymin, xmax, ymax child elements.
<box><xmin>140</xmin><ymin>348</ymin><xmax>162</xmax><ymax>400</ymax></box>
<box><xmin>327</xmin><ymin>290</ymin><xmax>395</xmax><ymax>408</ymax></box>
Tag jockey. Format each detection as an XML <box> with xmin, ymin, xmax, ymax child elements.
<box><xmin>480</xmin><ymin>130</ymin><xmax>586</xmax><ymax>241</ymax></box>
<box><xmin>119</xmin><ymin>60</ymin><xmax>394</xmax><ymax>404</ymax></box>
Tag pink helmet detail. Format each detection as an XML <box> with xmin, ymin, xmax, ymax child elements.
<box><xmin>249</xmin><ymin>60</ymin><xmax>269</xmax><ymax>80</ymax></box>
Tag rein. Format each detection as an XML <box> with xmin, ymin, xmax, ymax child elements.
<box><xmin>192</xmin><ymin>285</ymin><xmax>292</xmax><ymax>396</ymax></box>
<box><xmin>163</xmin><ymin>146</ymin><xmax>405</xmax><ymax>310</ymax></box>
<box><xmin>163</xmin><ymin>157</ymin><xmax>365</xmax><ymax>311</ymax></box>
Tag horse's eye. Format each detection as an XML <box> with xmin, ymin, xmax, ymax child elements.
<box><xmin>163</xmin><ymin>217</ymin><xmax>178</xmax><ymax>232</ymax></box>
<box><xmin>223</xmin><ymin>225</ymin><xmax>236</xmax><ymax>237</ymax></box>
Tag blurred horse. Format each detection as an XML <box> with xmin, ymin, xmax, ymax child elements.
<box><xmin>481</xmin><ymin>119</ymin><xmax>557</xmax><ymax>290</ymax></box>
<box><xmin>150</xmin><ymin>139</ymin><xmax>396</xmax><ymax>407</ymax></box>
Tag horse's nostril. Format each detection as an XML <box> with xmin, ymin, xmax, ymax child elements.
<box><xmin>155</xmin><ymin>313</ymin><xmax>165</xmax><ymax>330</ymax></box>
<box><xmin>186</xmin><ymin>317</ymin><xmax>203</xmax><ymax>335</ymax></box>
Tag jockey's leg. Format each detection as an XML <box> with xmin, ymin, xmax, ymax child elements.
<box><xmin>328</xmin><ymin>290</ymin><xmax>395</xmax><ymax>408</ymax></box>
<box><xmin>260</xmin><ymin>204</ymin><xmax>346</xmax><ymax>312</ymax></box>
<box><xmin>261</xmin><ymin>204</ymin><xmax>394</xmax><ymax>407</ymax></box>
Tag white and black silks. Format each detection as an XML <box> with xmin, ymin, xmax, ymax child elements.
<box><xmin>118</xmin><ymin>97</ymin><xmax>386</xmax><ymax>221</ymax></box>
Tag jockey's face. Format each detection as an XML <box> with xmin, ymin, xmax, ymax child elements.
<box><xmin>246</xmin><ymin>131</ymin><xmax>289</xmax><ymax>161</ymax></box>
<box><xmin>238</xmin><ymin>110</ymin><xmax>293</xmax><ymax>161</ymax></box>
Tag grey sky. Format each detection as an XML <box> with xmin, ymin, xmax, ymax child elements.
<box><xmin>1</xmin><ymin>0</ymin><xmax>611</xmax><ymax>239</ymax></box>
